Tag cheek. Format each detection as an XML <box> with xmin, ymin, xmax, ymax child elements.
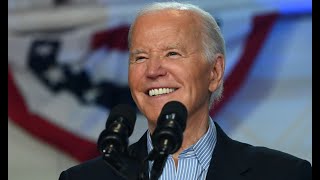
<box><xmin>128</xmin><ymin>66</ymin><xmax>141</xmax><ymax>87</ymax></box>
<box><xmin>128</xmin><ymin>66</ymin><xmax>147</xmax><ymax>101</ymax></box>
<box><xmin>128</xmin><ymin>71</ymin><xmax>134</xmax><ymax>87</ymax></box>
<box><xmin>128</xmin><ymin>68</ymin><xmax>140</xmax><ymax>103</ymax></box>
<box><xmin>192</xmin><ymin>68</ymin><xmax>212</xmax><ymax>92</ymax></box>
<box><xmin>128</xmin><ymin>69</ymin><xmax>134</xmax><ymax>85</ymax></box>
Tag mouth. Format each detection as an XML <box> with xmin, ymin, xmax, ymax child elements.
<box><xmin>147</xmin><ymin>88</ymin><xmax>177</xmax><ymax>96</ymax></box>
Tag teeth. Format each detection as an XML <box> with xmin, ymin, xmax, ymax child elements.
<box><xmin>148</xmin><ymin>88</ymin><xmax>175</xmax><ymax>96</ymax></box>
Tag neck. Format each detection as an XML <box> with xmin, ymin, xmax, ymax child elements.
<box><xmin>172</xmin><ymin>110</ymin><xmax>210</xmax><ymax>166</ymax></box>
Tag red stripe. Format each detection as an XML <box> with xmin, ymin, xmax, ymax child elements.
<box><xmin>8</xmin><ymin>67</ymin><xmax>99</xmax><ymax>162</ymax></box>
<box><xmin>90</xmin><ymin>25</ymin><xmax>129</xmax><ymax>51</ymax></box>
<box><xmin>210</xmin><ymin>12</ymin><xmax>279</xmax><ymax>117</ymax></box>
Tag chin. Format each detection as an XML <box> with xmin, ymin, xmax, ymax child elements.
<box><xmin>145</xmin><ymin>112</ymin><xmax>159</xmax><ymax>123</ymax></box>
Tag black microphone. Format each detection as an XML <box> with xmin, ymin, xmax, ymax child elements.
<box><xmin>97</xmin><ymin>103</ymin><xmax>136</xmax><ymax>159</ymax></box>
<box><xmin>97</xmin><ymin>104</ymin><xmax>140</xmax><ymax>180</ymax></box>
<box><xmin>149</xmin><ymin>101</ymin><xmax>188</xmax><ymax>180</ymax></box>
<box><xmin>151</xmin><ymin>101</ymin><xmax>188</xmax><ymax>154</ymax></box>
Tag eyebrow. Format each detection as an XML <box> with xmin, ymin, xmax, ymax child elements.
<box><xmin>130</xmin><ymin>44</ymin><xmax>183</xmax><ymax>55</ymax></box>
<box><xmin>130</xmin><ymin>49</ymin><xmax>146</xmax><ymax>55</ymax></box>
<box><xmin>163</xmin><ymin>44</ymin><xmax>180</xmax><ymax>50</ymax></box>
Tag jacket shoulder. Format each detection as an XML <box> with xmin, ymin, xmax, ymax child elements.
<box><xmin>244</xmin><ymin>144</ymin><xmax>312</xmax><ymax>179</ymax></box>
<box><xmin>59</xmin><ymin>156</ymin><xmax>125</xmax><ymax>180</ymax></box>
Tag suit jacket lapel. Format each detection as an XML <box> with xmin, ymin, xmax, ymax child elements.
<box><xmin>206</xmin><ymin>122</ymin><xmax>251</xmax><ymax>179</ymax></box>
<box><xmin>128</xmin><ymin>132</ymin><xmax>150</xmax><ymax>180</ymax></box>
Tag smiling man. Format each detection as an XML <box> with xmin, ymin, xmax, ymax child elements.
<box><xmin>127</xmin><ymin>3</ymin><xmax>225</xmax><ymax>168</ymax></box>
<box><xmin>59</xmin><ymin>2</ymin><xmax>312</xmax><ymax>180</ymax></box>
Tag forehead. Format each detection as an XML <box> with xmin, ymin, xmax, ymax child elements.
<box><xmin>134</xmin><ymin>9</ymin><xmax>198</xmax><ymax>30</ymax></box>
<box><xmin>130</xmin><ymin>10</ymin><xmax>202</xmax><ymax>49</ymax></box>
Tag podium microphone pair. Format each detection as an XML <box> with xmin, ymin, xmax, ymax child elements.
<box><xmin>97</xmin><ymin>101</ymin><xmax>188</xmax><ymax>180</ymax></box>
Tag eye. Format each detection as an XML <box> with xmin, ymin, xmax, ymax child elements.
<box><xmin>130</xmin><ymin>56</ymin><xmax>147</xmax><ymax>64</ymax></box>
<box><xmin>166</xmin><ymin>51</ymin><xmax>181</xmax><ymax>57</ymax></box>
<box><xmin>136</xmin><ymin>56</ymin><xmax>146</xmax><ymax>61</ymax></box>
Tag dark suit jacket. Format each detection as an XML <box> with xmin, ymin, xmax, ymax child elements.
<box><xmin>59</xmin><ymin>122</ymin><xmax>312</xmax><ymax>180</ymax></box>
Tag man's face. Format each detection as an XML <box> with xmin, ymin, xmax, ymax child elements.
<box><xmin>128</xmin><ymin>10</ymin><xmax>220</xmax><ymax>130</ymax></box>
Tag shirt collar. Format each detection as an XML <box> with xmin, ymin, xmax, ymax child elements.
<box><xmin>147</xmin><ymin>117</ymin><xmax>217</xmax><ymax>170</ymax></box>
<box><xmin>191</xmin><ymin>117</ymin><xmax>217</xmax><ymax>170</ymax></box>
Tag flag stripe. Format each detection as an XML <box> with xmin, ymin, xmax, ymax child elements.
<box><xmin>8</xmin><ymin>68</ymin><xmax>100</xmax><ymax>162</ymax></box>
<box><xmin>210</xmin><ymin>12</ymin><xmax>279</xmax><ymax>117</ymax></box>
<box><xmin>91</xmin><ymin>25</ymin><xmax>130</xmax><ymax>51</ymax></box>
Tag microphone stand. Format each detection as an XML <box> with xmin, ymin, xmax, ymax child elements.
<box><xmin>102</xmin><ymin>144</ymin><xmax>144</xmax><ymax>180</ymax></box>
<box><xmin>101</xmin><ymin>143</ymin><xmax>171</xmax><ymax>180</ymax></box>
<box><xmin>150</xmin><ymin>152</ymin><xmax>168</xmax><ymax>180</ymax></box>
<box><xmin>145</xmin><ymin>143</ymin><xmax>171</xmax><ymax>180</ymax></box>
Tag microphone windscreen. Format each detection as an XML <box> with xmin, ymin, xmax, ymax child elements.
<box><xmin>158</xmin><ymin>101</ymin><xmax>187</xmax><ymax>130</ymax></box>
<box><xmin>106</xmin><ymin>104</ymin><xmax>137</xmax><ymax>136</ymax></box>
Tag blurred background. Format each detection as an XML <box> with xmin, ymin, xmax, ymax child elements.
<box><xmin>8</xmin><ymin>0</ymin><xmax>312</xmax><ymax>180</ymax></box>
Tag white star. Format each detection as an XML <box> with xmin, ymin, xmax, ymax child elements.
<box><xmin>35</xmin><ymin>44</ymin><xmax>54</xmax><ymax>57</ymax></box>
<box><xmin>43</xmin><ymin>66</ymin><xmax>65</xmax><ymax>84</ymax></box>
<box><xmin>83</xmin><ymin>88</ymin><xmax>100</xmax><ymax>102</ymax></box>
<box><xmin>70</xmin><ymin>63</ymin><xmax>83</xmax><ymax>74</ymax></box>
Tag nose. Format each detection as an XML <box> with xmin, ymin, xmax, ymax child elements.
<box><xmin>145</xmin><ymin>55</ymin><xmax>167</xmax><ymax>79</ymax></box>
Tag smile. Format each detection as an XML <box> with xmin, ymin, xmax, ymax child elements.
<box><xmin>148</xmin><ymin>88</ymin><xmax>176</xmax><ymax>96</ymax></box>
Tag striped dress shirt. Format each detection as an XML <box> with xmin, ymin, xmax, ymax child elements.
<box><xmin>147</xmin><ymin>117</ymin><xmax>217</xmax><ymax>180</ymax></box>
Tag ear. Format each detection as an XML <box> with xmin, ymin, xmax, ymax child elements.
<box><xmin>209</xmin><ymin>53</ymin><xmax>225</xmax><ymax>92</ymax></box>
